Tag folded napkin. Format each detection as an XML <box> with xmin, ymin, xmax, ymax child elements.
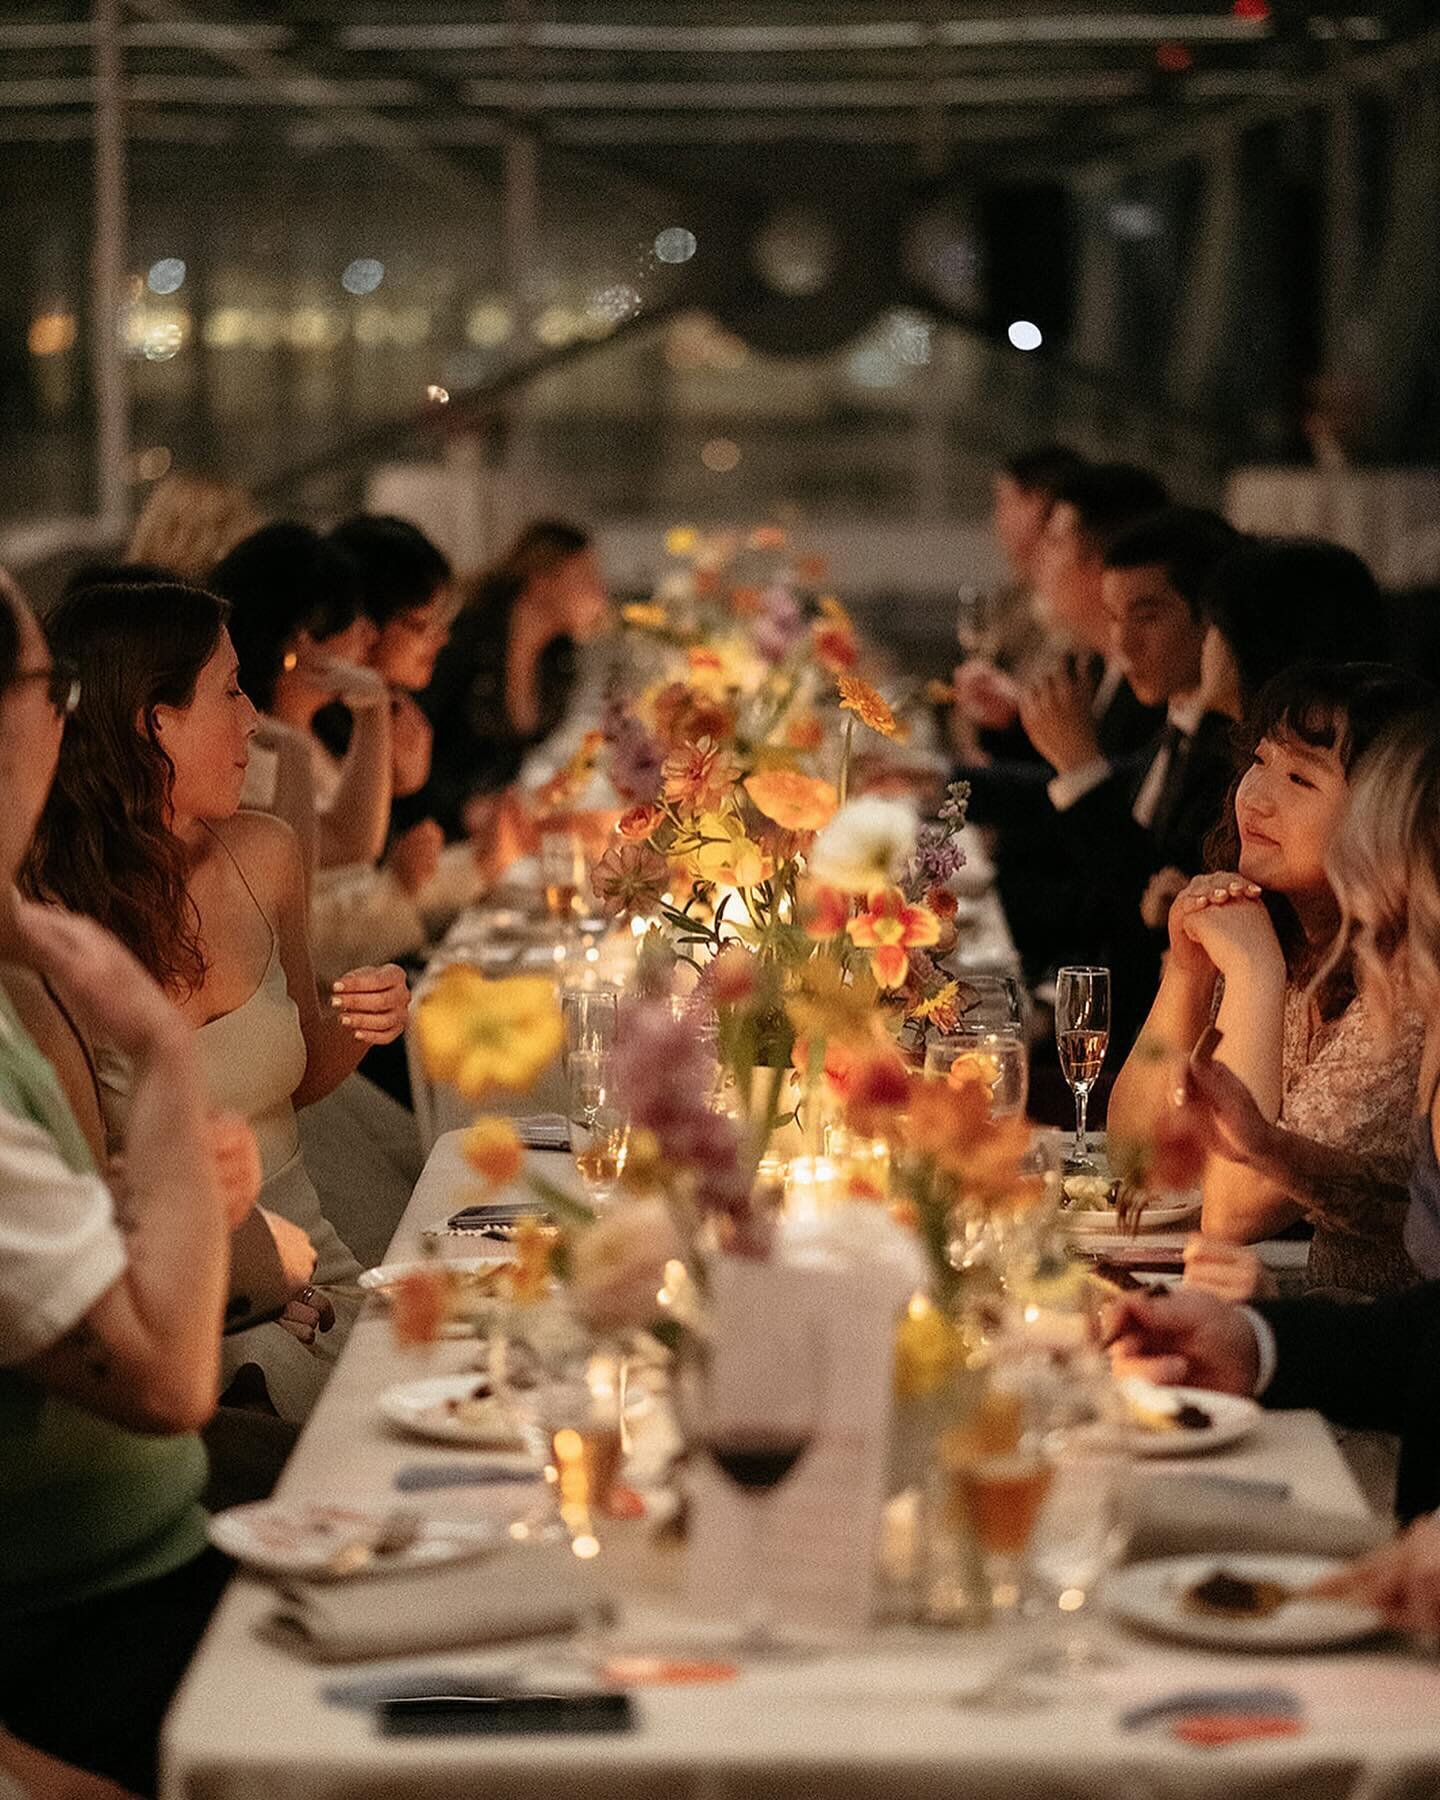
<box><xmin>516</xmin><ymin>1115</ymin><xmax>570</xmax><ymax>1151</ymax></box>
<box><xmin>260</xmin><ymin>1540</ymin><xmax>600</xmax><ymax>1664</ymax></box>
<box><xmin>1124</xmin><ymin>1472</ymin><xmax>1390</xmax><ymax>1566</ymax></box>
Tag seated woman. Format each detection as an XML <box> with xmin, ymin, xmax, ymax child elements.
<box><xmin>210</xmin><ymin>523</ymin><xmax>396</xmax><ymax>875</ymax></box>
<box><xmin>1109</xmin><ymin>661</ymin><xmax>1433</xmax><ymax>1297</ymax></box>
<box><xmin>415</xmin><ymin>519</ymin><xmax>610</xmax><ymax>840</ymax></box>
<box><xmin>0</xmin><ymin>576</ymin><xmax>235</xmax><ymax>1796</ymax></box>
<box><xmin>25</xmin><ymin>582</ymin><xmax>409</xmax><ymax>1423</ymax></box>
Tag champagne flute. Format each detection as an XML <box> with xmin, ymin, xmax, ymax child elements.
<box><xmin>561</xmin><ymin>985</ymin><xmax>619</xmax><ymax>1073</ymax></box>
<box><xmin>1055</xmin><ymin>967</ymin><xmax>1109</xmax><ymax>1173</ymax></box>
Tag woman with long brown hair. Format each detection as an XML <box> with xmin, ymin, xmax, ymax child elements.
<box><xmin>417</xmin><ymin>518</ymin><xmax>610</xmax><ymax>838</ymax></box>
<box><xmin>26</xmin><ymin>581</ymin><xmax>409</xmax><ymax>1422</ymax></box>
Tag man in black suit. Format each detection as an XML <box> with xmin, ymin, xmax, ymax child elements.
<box><xmin>960</xmin><ymin>464</ymin><xmax>1169</xmax><ymax>990</ymax></box>
<box><xmin>1022</xmin><ymin>507</ymin><xmax>1242</xmax><ymax>954</ymax></box>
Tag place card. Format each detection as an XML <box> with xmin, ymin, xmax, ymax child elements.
<box><xmin>686</xmin><ymin>1255</ymin><xmax>897</xmax><ymax>1636</ymax></box>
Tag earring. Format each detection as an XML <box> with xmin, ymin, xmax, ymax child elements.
<box><xmin>282</xmin><ymin>651</ymin><xmax>299</xmax><ymax>672</ymax></box>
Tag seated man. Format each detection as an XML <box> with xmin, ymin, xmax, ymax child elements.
<box><xmin>1022</xmin><ymin>506</ymin><xmax>1242</xmax><ymax>955</ymax></box>
<box><xmin>1105</xmin><ymin>1279</ymin><xmax>1440</xmax><ymax>1523</ymax></box>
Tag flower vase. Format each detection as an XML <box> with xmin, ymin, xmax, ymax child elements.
<box><xmin>739</xmin><ymin>1064</ymin><xmax>806</xmax><ymax>1156</ymax></box>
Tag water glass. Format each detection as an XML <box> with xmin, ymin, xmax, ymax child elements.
<box><xmin>924</xmin><ymin>1031</ymin><xmax>1029</xmax><ymax>1118</ymax></box>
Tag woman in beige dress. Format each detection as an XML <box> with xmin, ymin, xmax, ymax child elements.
<box><xmin>26</xmin><ymin>580</ymin><xmax>409</xmax><ymax>1421</ymax></box>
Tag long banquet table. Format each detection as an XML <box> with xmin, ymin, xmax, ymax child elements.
<box><xmin>163</xmin><ymin>1131</ymin><xmax>1440</xmax><ymax>1800</ymax></box>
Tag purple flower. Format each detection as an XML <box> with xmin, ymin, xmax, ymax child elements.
<box><xmin>752</xmin><ymin>586</ymin><xmax>805</xmax><ymax>663</ymax></box>
<box><xmin>908</xmin><ymin>823</ymin><xmax>965</xmax><ymax>891</ymax></box>
<box><xmin>604</xmin><ymin>703</ymin><xmax>664</xmax><ymax>804</ymax></box>
<box><xmin>611</xmin><ymin>1001</ymin><xmax>748</xmax><ymax>1218</ymax></box>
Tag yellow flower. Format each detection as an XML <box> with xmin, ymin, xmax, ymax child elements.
<box><xmin>846</xmin><ymin>886</ymin><xmax>941</xmax><ymax>989</ymax></box>
<box><xmin>622</xmin><ymin>602</ymin><xmax>669</xmax><ymax>630</ymax></box>
<box><xmin>688</xmin><ymin>813</ymin><xmax>774</xmax><ymax>888</ymax></box>
<box><xmin>743</xmin><ymin>769</ymin><xmax>839</xmax><ymax>833</ymax></box>
<box><xmin>838</xmin><ymin>674</ymin><xmax>898</xmax><ymax>738</ymax></box>
<box><xmin>818</xmin><ymin>593</ymin><xmax>854</xmax><ymax>632</ymax></box>
<box><xmin>665</xmin><ymin>526</ymin><xmax>698</xmax><ymax>556</ymax></box>
<box><xmin>785</xmin><ymin>955</ymin><xmax>882</xmax><ymax>1048</ymax></box>
<box><xmin>416</xmin><ymin>967</ymin><xmax>563</xmax><ymax>1100</ymax></box>
<box><xmin>461</xmin><ymin>1117</ymin><xmax>525</xmax><ymax>1189</ymax></box>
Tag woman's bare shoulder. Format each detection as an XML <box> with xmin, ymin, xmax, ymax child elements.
<box><xmin>210</xmin><ymin>810</ymin><xmax>304</xmax><ymax>906</ymax></box>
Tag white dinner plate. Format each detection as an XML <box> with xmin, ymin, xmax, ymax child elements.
<box><xmin>1106</xmin><ymin>1553</ymin><xmax>1383</xmax><ymax>1651</ymax></box>
<box><xmin>1107</xmin><ymin>1380</ymin><xmax>1261</xmax><ymax>1457</ymax></box>
<box><xmin>377</xmin><ymin>1375</ymin><xmax>543</xmax><ymax>1470</ymax></box>
<box><xmin>1063</xmin><ymin>1197</ymin><xmax>1202</xmax><ymax>1234</ymax></box>
<box><xmin>208</xmin><ymin>1498</ymin><xmax>502</xmax><ymax>1581</ymax></box>
<box><xmin>359</xmin><ymin>1258</ymin><xmax>514</xmax><ymax>1338</ymax></box>
<box><xmin>358</xmin><ymin>1255</ymin><xmax>514</xmax><ymax>1293</ymax></box>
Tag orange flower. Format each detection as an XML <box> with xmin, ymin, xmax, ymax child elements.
<box><xmin>838</xmin><ymin>675</ymin><xmax>898</xmax><ymax>738</ymax></box>
<box><xmin>706</xmin><ymin>942</ymin><xmax>760</xmax><ymax>1007</ymax></box>
<box><xmin>730</xmin><ymin>584</ymin><xmax>763</xmax><ymax>617</ymax></box>
<box><xmin>783</xmin><ymin>708</ymin><xmax>824</xmax><ymax>751</ymax></box>
<box><xmin>653</xmin><ymin>683</ymin><xmax>732</xmax><ymax>750</ymax></box>
<box><xmin>621</xmin><ymin>602</ymin><xmax>669</xmax><ymax>630</ymax></box>
<box><xmin>617</xmin><ymin>803</ymin><xmax>665</xmax><ymax>842</ymax></box>
<box><xmin>744</xmin><ymin>769</ymin><xmax>839</xmax><ymax>833</ymax></box>
<box><xmin>462</xmin><ymin>1117</ymin><xmax>525</xmax><ymax>1189</ymax></box>
<box><xmin>926</xmin><ymin>885</ymin><xmax>959</xmax><ymax>919</ymax></box>
<box><xmin>662</xmin><ymin>736</ymin><xmax>741</xmax><ymax>813</ymax></box>
<box><xmin>818</xmin><ymin>594</ymin><xmax>854</xmax><ymax>631</ymax></box>
<box><xmin>844</xmin><ymin>1045</ymin><xmax>913</xmax><ymax>1134</ymax></box>
<box><xmin>905</xmin><ymin>1078</ymin><xmax>992</xmax><ymax>1172</ymax></box>
<box><xmin>813</xmin><ymin>622</ymin><xmax>858</xmax><ymax>676</ymax></box>
<box><xmin>799</xmin><ymin>880</ymin><xmax>851</xmax><ymax>939</ymax></box>
<box><xmin>847</xmin><ymin>886</ymin><xmax>941</xmax><ymax>989</ymax></box>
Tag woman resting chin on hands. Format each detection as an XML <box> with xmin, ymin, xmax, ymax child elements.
<box><xmin>1107</xmin><ymin>663</ymin><xmax>1428</xmax><ymax>1294</ymax></box>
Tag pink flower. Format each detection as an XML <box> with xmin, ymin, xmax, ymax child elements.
<box><xmin>592</xmin><ymin>842</ymin><xmax>669</xmax><ymax>919</ymax></box>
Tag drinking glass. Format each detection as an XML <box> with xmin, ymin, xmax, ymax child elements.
<box><xmin>539</xmin><ymin>825</ymin><xmax>589</xmax><ymax>925</ymax></box>
<box><xmin>568</xmin><ymin>1106</ymin><xmax>630</xmax><ymax>1207</ymax></box>
<box><xmin>676</xmin><ymin>1310</ymin><xmax>825</xmax><ymax>1654</ymax></box>
<box><xmin>956</xmin><ymin>585</ymin><xmax>996</xmax><ymax>659</ymax></box>
<box><xmin>1055</xmin><ymin>967</ymin><xmax>1110</xmax><ymax>1172</ymax></box>
<box><xmin>924</xmin><ymin>1031</ymin><xmax>1029</xmax><ymax>1118</ymax></box>
<box><xmin>1029</xmin><ymin>1444</ymin><xmax>1133</xmax><ymax>1672</ymax></box>
<box><xmin>561</xmin><ymin>984</ymin><xmax>620</xmax><ymax>1072</ymax></box>
<box><xmin>956</xmin><ymin>972</ymin><xmax>1026</xmax><ymax>1035</ymax></box>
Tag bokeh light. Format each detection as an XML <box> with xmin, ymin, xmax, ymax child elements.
<box><xmin>1007</xmin><ymin>320</ymin><xmax>1044</xmax><ymax>352</ymax></box>
<box><xmin>701</xmin><ymin>437</ymin><xmax>741</xmax><ymax>472</ymax></box>
<box><xmin>655</xmin><ymin>227</ymin><xmax>698</xmax><ymax>264</ymax></box>
<box><xmin>341</xmin><ymin>257</ymin><xmax>385</xmax><ymax>296</ymax></box>
<box><xmin>147</xmin><ymin>258</ymin><xmax>187</xmax><ymax>295</ymax></box>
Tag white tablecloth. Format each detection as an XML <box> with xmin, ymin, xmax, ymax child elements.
<box><xmin>163</xmin><ymin>1133</ymin><xmax>1440</xmax><ymax>1800</ymax></box>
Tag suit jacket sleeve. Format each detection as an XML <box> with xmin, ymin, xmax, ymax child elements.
<box><xmin>1051</xmin><ymin>755</ymin><xmax>1160</xmax><ymax>918</ymax></box>
<box><xmin>1256</xmin><ymin>1289</ymin><xmax>1431</xmax><ymax>1436</ymax></box>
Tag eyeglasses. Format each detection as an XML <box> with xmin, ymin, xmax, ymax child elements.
<box><xmin>10</xmin><ymin>657</ymin><xmax>81</xmax><ymax>717</ymax></box>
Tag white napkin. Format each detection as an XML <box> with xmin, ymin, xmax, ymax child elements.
<box><xmin>260</xmin><ymin>1540</ymin><xmax>601</xmax><ymax>1664</ymax></box>
<box><xmin>1124</xmin><ymin>1472</ymin><xmax>1390</xmax><ymax>1566</ymax></box>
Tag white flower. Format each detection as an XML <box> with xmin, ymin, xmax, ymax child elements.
<box><xmin>808</xmin><ymin>797</ymin><xmax>919</xmax><ymax>894</ymax></box>
<box><xmin>569</xmin><ymin>1197</ymin><xmax>684</xmax><ymax>1332</ymax></box>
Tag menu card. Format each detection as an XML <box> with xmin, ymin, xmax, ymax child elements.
<box><xmin>686</xmin><ymin>1256</ymin><xmax>897</xmax><ymax>1636</ymax></box>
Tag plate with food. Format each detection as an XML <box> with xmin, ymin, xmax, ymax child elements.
<box><xmin>1108</xmin><ymin>1379</ymin><xmax>1260</xmax><ymax>1456</ymax></box>
<box><xmin>377</xmin><ymin>1374</ymin><xmax>543</xmax><ymax>1469</ymax></box>
<box><xmin>1106</xmin><ymin>1553</ymin><xmax>1383</xmax><ymax>1650</ymax></box>
<box><xmin>359</xmin><ymin>1257</ymin><xmax>515</xmax><ymax>1335</ymax></box>
<box><xmin>1061</xmin><ymin>1174</ymin><xmax>1201</xmax><ymax>1234</ymax></box>
<box><xmin>208</xmin><ymin>1498</ymin><xmax>502</xmax><ymax>1581</ymax></box>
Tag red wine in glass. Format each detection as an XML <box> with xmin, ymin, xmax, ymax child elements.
<box><xmin>704</xmin><ymin>1430</ymin><xmax>813</xmax><ymax>1493</ymax></box>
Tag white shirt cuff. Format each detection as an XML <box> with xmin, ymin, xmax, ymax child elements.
<box><xmin>1047</xmin><ymin>758</ymin><xmax>1112</xmax><ymax>812</ymax></box>
<box><xmin>1240</xmin><ymin>1305</ymin><xmax>1278</xmax><ymax>1396</ymax></box>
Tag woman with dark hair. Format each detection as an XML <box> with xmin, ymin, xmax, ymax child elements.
<box><xmin>0</xmin><ymin>572</ymin><xmax>235</xmax><ymax>1794</ymax></box>
<box><xmin>210</xmin><ymin>523</ymin><xmax>396</xmax><ymax>876</ymax></box>
<box><xmin>1109</xmin><ymin>661</ymin><xmax>1433</xmax><ymax>1296</ymax></box>
<box><xmin>25</xmin><ymin>581</ymin><xmax>409</xmax><ymax>1422</ymax></box>
<box><xmin>417</xmin><ymin>518</ymin><xmax>610</xmax><ymax>839</ymax></box>
<box><xmin>1198</xmin><ymin>537</ymin><xmax>1391</xmax><ymax>720</ymax></box>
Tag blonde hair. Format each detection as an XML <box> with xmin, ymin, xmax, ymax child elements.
<box><xmin>1326</xmin><ymin>709</ymin><xmax>1440</xmax><ymax>1031</ymax></box>
<box><xmin>126</xmin><ymin>474</ymin><xmax>262</xmax><ymax>583</ymax></box>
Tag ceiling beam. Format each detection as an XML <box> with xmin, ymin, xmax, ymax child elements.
<box><xmin>460</xmin><ymin>75</ymin><xmax>1149</xmax><ymax>111</ymax></box>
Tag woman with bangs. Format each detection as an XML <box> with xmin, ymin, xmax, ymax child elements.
<box><xmin>1109</xmin><ymin>661</ymin><xmax>1433</xmax><ymax>1297</ymax></box>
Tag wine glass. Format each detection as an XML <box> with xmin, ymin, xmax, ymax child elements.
<box><xmin>676</xmin><ymin>1312</ymin><xmax>826</xmax><ymax>1655</ymax></box>
<box><xmin>1055</xmin><ymin>967</ymin><xmax>1109</xmax><ymax>1173</ymax></box>
<box><xmin>565</xmin><ymin>1048</ymin><xmax>628</xmax><ymax>1206</ymax></box>
<box><xmin>956</xmin><ymin>585</ymin><xmax>996</xmax><ymax>659</ymax></box>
